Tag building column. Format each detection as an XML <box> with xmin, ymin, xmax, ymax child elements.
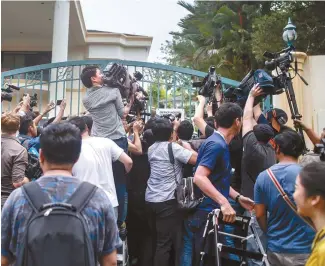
<box><xmin>51</xmin><ymin>0</ymin><xmax>70</xmax><ymax>63</ymax></box>
<box><xmin>50</xmin><ymin>0</ymin><xmax>70</xmax><ymax>117</ymax></box>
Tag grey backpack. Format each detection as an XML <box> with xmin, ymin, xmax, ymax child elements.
<box><xmin>16</xmin><ymin>181</ymin><xmax>97</xmax><ymax>266</ymax></box>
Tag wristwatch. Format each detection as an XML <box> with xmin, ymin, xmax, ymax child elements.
<box><xmin>235</xmin><ymin>194</ymin><xmax>242</xmax><ymax>203</ymax></box>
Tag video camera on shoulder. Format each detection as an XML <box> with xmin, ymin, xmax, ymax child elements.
<box><xmin>103</xmin><ymin>63</ymin><xmax>148</xmax><ymax>113</ymax></box>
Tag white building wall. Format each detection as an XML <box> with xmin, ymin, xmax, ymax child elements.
<box><xmin>87</xmin><ymin>44</ymin><xmax>150</xmax><ymax>61</ymax></box>
<box><xmin>87</xmin><ymin>44</ymin><xmax>123</xmax><ymax>59</ymax></box>
<box><xmin>68</xmin><ymin>46</ymin><xmax>87</xmax><ymax>60</ymax></box>
<box><xmin>303</xmin><ymin>55</ymin><xmax>325</xmax><ymax>136</ymax></box>
<box><xmin>124</xmin><ymin>47</ymin><xmax>150</xmax><ymax>61</ymax></box>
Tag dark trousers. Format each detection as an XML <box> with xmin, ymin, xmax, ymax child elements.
<box><xmin>112</xmin><ymin>137</ymin><xmax>128</xmax><ymax>226</ymax></box>
<box><xmin>127</xmin><ymin>191</ymin><xmax>153</xmax><ymax>266</ymax></box>
<box><xmin>146</xmin><ymin>199</ymin><xmax>181</xmax><ymax>266</ymax></box>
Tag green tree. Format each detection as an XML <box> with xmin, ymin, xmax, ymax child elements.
<box><xmin>162</xmin><ymin>1</ymin><xmax>325</xmax><ymax>80</ymax></box>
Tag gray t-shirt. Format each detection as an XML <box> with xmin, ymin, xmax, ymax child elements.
<box><xmin>145</xmin><ymin>142</ymin><xmax>192</xmax><ymax>203</ymax></box>
<box><xmin>241</xmin><ymin>131</ymin><xmax>276</xmax><ymax>199</ymax></box>
<box><xmin>83</xmin><ymin>86</ymin><xmax>126</xmax><ymax>140</ymax></box>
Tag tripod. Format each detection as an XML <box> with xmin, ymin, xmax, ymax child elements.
<box><xmin>277</xmin><ymin>69</ymin><xmax>308</xmax><ymax>153</ymax></box>
<box><xmin>199</xmin><ymin>209</ymin><xmax>270</xmax><ymax>266</ymax></box>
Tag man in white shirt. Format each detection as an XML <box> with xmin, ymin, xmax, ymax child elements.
<box><xmin>69</xmin><ymin>116</ymin><xmax>133</xmax><ymax>218</ymax></box>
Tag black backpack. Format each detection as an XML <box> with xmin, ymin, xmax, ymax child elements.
<box><xmin>20</xmin><ymin>138</ymin><xmax>43</xmax><ymax>180</ymax></box>
<box><xmin>25</xmin><ymin>152</ymin><xmax>43</xmax><ymax>181</ymax></box>
<box><xmin>16</xmin><ymin>181</ymin><xmax>98</xmax><ymax>266</ymax></box>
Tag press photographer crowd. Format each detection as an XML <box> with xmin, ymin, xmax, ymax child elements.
<box><xmin>1</xmin><ymin>59</ymin><xmax>325</xmax><ymax>266</ymax></box>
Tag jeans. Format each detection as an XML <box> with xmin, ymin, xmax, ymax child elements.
<box><xmin>112</xmin><ymin>137</ymin><xmax>128</xmax><ymax>226</ymax></box>
<box><xmin>244</xmin><ymin>211</ymin><xmax>267</xmax><ymax>266</ymax></box>
<box><xmin>146</xmin><ymin>200</ymin><xmax>181</xmax><ymax>266</ymax></box>
<box><xmin>180</xmin><ymin>215</ymin><xmax>193</xmax><ymax>266</ymax></box>
<box><xmin>223</xmin><ymin>198</ymin><xmax>245</xmax><ymax>262</ymax></box>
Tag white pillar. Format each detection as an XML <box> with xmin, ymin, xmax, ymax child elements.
<box><xmin>50</xmin><ymin>0</ymin><xmax>70</xmax><ymax>117</ymax></box>
<box><xmin>51</xmin><ymin>0</ymin><xmax>70</xmax><ymax>63</ymax></box>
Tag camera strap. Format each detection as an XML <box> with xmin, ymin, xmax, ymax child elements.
<box><xmin>266</xmin><ymin>168</ymin><xmax>315</xmax><ymax>231</ymax></box>
<box><xmin>167</xmin><ymin>142</ymin><xmax>178</xmax><ymax>186</ymax></box>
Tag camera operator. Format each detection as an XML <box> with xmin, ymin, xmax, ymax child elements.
<box><xmin>241</xmin><ymin>84</ymin><xmax>276</xmax><ymax>266</ymax></box>
<box><xmin>254</xmin><ymin>105</ymin><xmax>290</xmax><ymax>136</ymax></box>
<box><xmin>81</xmin><ymin>65</ymin><xmax>133</xmax><ymax>140</ymax></box>
<box><xmin>1</xmin><ymin>112</ymin><xmax>29</xmax><ymax>207</ymax></box>
<box><xmin>254</xmin><ymin>130</ymin><xmax>315</xmax><ymax>266</ymax></box>
<box><xmin>80</xmin><ymin>65</ymin><xmax>134</xmax><ymax>234</ymax></box>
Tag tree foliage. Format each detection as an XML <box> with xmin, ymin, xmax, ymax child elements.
<box><xmin>162</xmin><ymin>1</ymin><xmax>325</xmax><ymax>80</ymax></box>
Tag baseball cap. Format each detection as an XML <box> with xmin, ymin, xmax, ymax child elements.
<box><xmin>266</xmin><ymin>108</ymin><xmax>288</xmax><ymax>132</ymax></box>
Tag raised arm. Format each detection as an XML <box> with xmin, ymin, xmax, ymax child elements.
<box><xmin>193</xmin><ymin>95</ymin><xmax>208</xmax><ymax>136</ymax></box>
<box><xmin>128</xmin><ymin>121</ymin><xmax>143</xmax><ymax>155</ymax></box>
<box><xmin>242</xmin><ymin>84</ymin><xmax>264</xmax><ymax>137</ymax></box>
<box><xmin>33</xmin><ymin>101</ymin><xmax>55</xmax><ymax>126</ymax></box>
<box><xmin>52</xmin><ymin>99</ymin><xmax>67</xmax><ymax>124</ymax></box>
<box><xmin>294</xmin><ymin>119</ymin><xmax>322</xmax><ymax>145</ymax></box>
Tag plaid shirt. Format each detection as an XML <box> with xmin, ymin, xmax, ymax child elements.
<box><xmin>1</xmin><ymin>175</ymin><xmax>122</xmax><ymax>263</ymax></box>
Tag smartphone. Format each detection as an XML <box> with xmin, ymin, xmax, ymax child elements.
<box><xmin>56</xmin><ymin>100</ymin><xmax>62</xmax><ymax>105</ymax></box>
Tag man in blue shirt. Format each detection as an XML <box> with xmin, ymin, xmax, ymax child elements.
<box><xmin>181</xmin><ymin>103</ymin><xmax>255</xmax><ymax>266</ymax></box>
<box><xmin>18</xmin><ymin>115</ymin><xmax>40</xmax><ymax>157</ymax></box>
<box><xmin>254</xmin><ymin>130</ymin><xmax>315</xmax><ymax>266</ymax></box>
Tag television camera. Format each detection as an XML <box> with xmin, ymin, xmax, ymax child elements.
<box><xmin>21</xmin><ymin>93</ymin><xmax>38</xmax><ymax>108</ymax></box>
<box><xmin>193</xmin><ymin>66</ymin><xmax>222</xmax><ymax>115</ymax></box>
<box><xmin>160</xmin><ymin>112</ymin><xmax>182</xmax><ymax>123</ymax></box>
<box><xmin>1</xmin><ymin>83</ymin><xmax>20</xmax><ymax>102</ymax></box>
<box><xmin>103</xmin><ymin>63</ymin><xmax>149</xmax><ymax>118</ymax></box>
<box><xmin>223</xmin><ymin>69</ymin><xmax>283</xmax><ymax>109</ymax></box>
<box><xmin>264</xmin><ymin>45</ymin><xmax>309</xmax><ymax>153</ymax></box>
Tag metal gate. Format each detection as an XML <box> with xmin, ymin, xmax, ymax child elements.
<box><xmin>1</xmin><ymin>60</ymin><xmax>246</xmax><ymax>118</ymax></box>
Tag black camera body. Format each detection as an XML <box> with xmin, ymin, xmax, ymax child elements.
<box><xmin>103</xmin><ymin>63</ymin><xmax>133</xmax><ymax>99</ymax></box>
<box><xmin>20</xmin><ymin>93</ymin><xmax>38</xmax><ymax>108</ymax></box>
<box><xmin>264</xmin><ymin>47</ymin><xmax>294</xmax><ymax>72</ymax></box>
<box><xmin>27</xmin><ymin>93</ymin><xmax>38</xmax><ymax>108</ymax></box>
<box><xmin>103</xmin><ymin>63</ymin><xmax>148</xmax><ymax>114</ymax></box>
<box><xmin>1</xmin><ymin>83</ymin><xmax>21</xmax><ymax>102</ymax></box>
<box><xmin>193</xmin><ymin>66</ymin><xmax>221</xmax><ymax>98</ymax></box>
<box><xmin>161</xmin><ymin>112</ymin><xmax>181</xmax><ymax>123</ymax></box>
<box><xmin>1</xmin><ymin>90</ymin><xmax>13</xmax><ymax>102</ymax></box>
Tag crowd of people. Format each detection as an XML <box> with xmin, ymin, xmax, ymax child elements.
<box><xmin>1</xmin><ymin>65</ymin><xmax>324</xmax><ymax>266</ymax></box>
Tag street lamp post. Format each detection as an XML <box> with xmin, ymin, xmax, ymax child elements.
<box><xmin>282</xmin><ymin>18</ymin><xmax>297</xmax><ymax>47</ymax></box>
